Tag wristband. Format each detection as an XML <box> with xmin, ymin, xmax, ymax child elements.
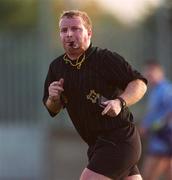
<box><xmin>116</xmin><ymin>96</ymin><xmax>126</xmax><ymax>109</ymax></box>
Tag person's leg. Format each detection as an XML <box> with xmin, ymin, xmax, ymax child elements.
<box><xmin>86</xmin><ymin>126</ymin><xmax>142</xmax><ymax>179</ymax></box>
<box><xmin>165</xmin><ymin>157</ymin><xmax>172</xmax><ymax>180</ymax></box>
<box><xmin>142</xmin><ymin>155</ymin><xmax>158</xmax><ymax>179</ymax></box>
<box><xmin>80</xmin><ymin>168</ymin><xmax>143</xmax><ymax>180</ymax></box>
<box><xmin>80</xmin><ymin>168</ymin><xmax>112</xmax><ymax>180</ymax></box>
<box><xmin>124</xmin><ymin>174</ymin><xmax>142</xmax><ymax>180</ymax></box>
<box><xmin>87</xmin><ymin>141</ymin><xmax>141</xmax><ymax>180</ymax></box>
<box><xmin>124</xmin><ymin>165</ymin><xmax>142</xmax><ymax>180</ymax></box>
<box><xmin>142</xmin><ymin>155</ymin><xmax>169</xmax><ymax>180</ymax></box>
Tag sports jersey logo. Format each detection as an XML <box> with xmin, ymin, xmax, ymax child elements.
<box><xmin>86</xmin><ymin>90</ymin><xmax>100</xmax><ymax>104</ymax></box>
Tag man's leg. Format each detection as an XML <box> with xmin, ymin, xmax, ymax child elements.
<box><xmin>124</xmin><ymin>175</ymin><xmax>142</xmax><ymax>180</ymax></box>
<box><xmin>80</xmin><ymin>168</ymin><xmax>142</xmax><ymax>180</ymax></box>
<box><xmin>80</xmin><ymin>168</ymin><xmax>112</xmax><ymax>180</ymax></box>
<box><xmin>84</xmin><ymin>126</ymin><xmax>141</xmax><ymax>180</ymax></box>
<box><xmin>124</xmin><ymin>165</ymin><xmax>142</xmax><ymax>180</ymax></box>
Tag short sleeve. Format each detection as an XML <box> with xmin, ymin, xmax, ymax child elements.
<box><xmin>100</xmin><ymin>50</ymin><xmax>147</xmax><ymax>90</ymax></box>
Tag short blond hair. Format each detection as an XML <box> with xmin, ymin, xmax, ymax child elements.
<box><xmin>59</xmin><ymin>10</ymin><xmax>92</xmax><ymax>31</ymax></box>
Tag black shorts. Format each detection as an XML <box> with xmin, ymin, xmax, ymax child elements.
<box><xmin>87</xmin><ymin>124</ymin><xmax>141</xmax><ymax>179</ymax></box>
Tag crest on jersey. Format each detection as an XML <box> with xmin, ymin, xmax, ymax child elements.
<box><xmin>86</xmin><ymin>90</ymin><xmax>100</xmax><ymax>104</ymax></box>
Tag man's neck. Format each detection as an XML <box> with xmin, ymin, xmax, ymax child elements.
<box><xmin>67</xmin><ymin>50</ymin><xmax>84</xmax><ymax>60</ymax></box>
<box><xmin>66</xmin><ymin>42</ymin><xmax>90</xmax><ymax>60</ymax></box>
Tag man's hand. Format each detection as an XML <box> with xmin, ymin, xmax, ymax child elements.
<box><xmin>45</xmin><ymin>78</ymin><xmax>64</xmax><ymax>115</ymax></box>
<box><xmin>101</xmin><ymin>99</ymin><xmax>122</xmax><ymax>117</ymax></box>
<box><xmin>48</xmin><ymin>78</ymin><xmax>64</xmax><ymax>102</ymax></box>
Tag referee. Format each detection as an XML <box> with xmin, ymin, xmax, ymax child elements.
<box><xmin>43</xmin><ymin>10</ymin><xmax>147</xmax><ymax>180</ymax></box>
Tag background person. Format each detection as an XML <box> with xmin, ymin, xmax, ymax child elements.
<box><xmin>140</xmin><ymin>59</ymin><xmax>172</xmax><ymax>180</ymax></box>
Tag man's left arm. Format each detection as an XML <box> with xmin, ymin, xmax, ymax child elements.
<box><xmin>102</xmin><ymin>79</ymin><xmax>147</xmax><ymax>116</ymax></box>
<box><xmin>119</xmin><ymin>79</ymin><xmax>147</xmax><ymax>106</ymax></box>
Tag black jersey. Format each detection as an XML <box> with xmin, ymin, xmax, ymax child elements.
<box><xmin>43</xmin><ymin>45</ymin><xmax>147</xmax><ymax>144</ymax></box>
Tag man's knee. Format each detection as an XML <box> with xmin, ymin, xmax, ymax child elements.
<box><xmin>124</xmin><ymin>174</ymin><xmax>142</xmax><ymax>180</ymax></box>
<box><xmin>80</xmin><ymin>168</ymin><xmax>112</xmax><ymax>180</ymax></box>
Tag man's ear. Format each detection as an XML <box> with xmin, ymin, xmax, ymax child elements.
<box><xmin>88</xmin><ymin>29</ymin><xmax>92</xmax><ymax>37</ymax></box>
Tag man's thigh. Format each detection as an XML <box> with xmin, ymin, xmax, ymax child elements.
<box><xmin>124</xmin><ymin>175</ymin><xmax>142</xmax><ymax>180</ymax></box>
<box><xmin>80</xmin><ymin>168</ymin><xmax>142</xmax><ymax>180</ymax></box>
<box><xmin>87</xmin><ymin>136</ymin><xmax>141</xmax><ymax>179</ymax></box>
<box><xmin>80</xmin><ymin>168</ymin><xmax>112</xmax><ymax>180</ymax></box>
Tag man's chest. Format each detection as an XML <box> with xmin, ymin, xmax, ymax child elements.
<box><xmin>58</xmin><ymin>66</ymin><xmax>117</xmax><ymax>106</ymax></box>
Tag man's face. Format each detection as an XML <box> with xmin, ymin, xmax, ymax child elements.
<box><xmin>59</xmin><ymin>16</ymin><xmax>92</xmax><ymax>54</ymax></box>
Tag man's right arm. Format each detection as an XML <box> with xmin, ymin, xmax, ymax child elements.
<box><xmin>45</xmin><ymin>97</ymin><xmax>63</xmax><ymax>114</ymax></box>
<box><xmin>45</xmin><ymin>78</ymin><xmax>64</xmax><ymax>115</ymax></box>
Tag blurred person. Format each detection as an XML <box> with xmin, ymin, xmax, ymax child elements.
<box><xmin>43</xmin><ymin>10</ymin><xmax>147</xmax><ymax>180</ymax></box>
<box><xmin>140</xmin><ymin>60</ymin><xmax>172</xmax><ymax>180</ymax></box>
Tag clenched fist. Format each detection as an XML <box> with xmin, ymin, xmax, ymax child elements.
<box><xmin>48</xmin><ymin>78</ymin><xmax>64</xmax><ymax>102</ymax></box>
